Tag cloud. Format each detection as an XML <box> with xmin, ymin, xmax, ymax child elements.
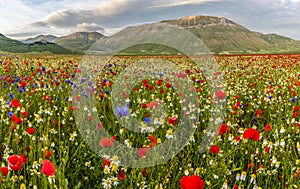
<box><xmin>30</xmin><ymin>21</ymin><xmax>50</xmax><ymax>28</ymax></box>
<box><xmin>147</xmin><ymin>0</ymin><xmax>222</xmax><ymax>8</ymax></box>
<box><xmin>33</xmin><ymin>0</ymin><xmax>224</xmax><ymax>29</ymax></box>
<box><xmin>3</xmin><ymin>0</ymin><xmax>300</xmax><ymax>40</ymax></box>
<box><xmin>73</xmin><ymin>23</ymin><xmax>105</xmax><ymax>33</ymax></box>
<box><xmin>5</xmin><ymin>32</ymin><xmax>42</xmax><ymax>38</ymax></box>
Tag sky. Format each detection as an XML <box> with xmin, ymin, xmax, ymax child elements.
<box><xmin>1</xmin><ymin>0</ymin><xmax>300</xmax><ymax>40</ymax></box>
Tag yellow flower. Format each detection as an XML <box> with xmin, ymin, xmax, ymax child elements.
<box><xmin>20</xmin><ymin>184</ymin><xmax>26</xmax><ymax>189</ymax></box>
<box><xmin>112</xmin><ymin>164</ymin><xmax>118</xmax><ymax>172</ymax></box>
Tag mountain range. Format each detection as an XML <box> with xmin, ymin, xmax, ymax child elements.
<box><xmin>1</xmin><ymin>15</ymin><xmax>300</xmax><ymax>54</ymax></box>
<box><xmin>0</xmin><ymin>33</ymin><xmax>75</xmax><ymax>54</ymax></box>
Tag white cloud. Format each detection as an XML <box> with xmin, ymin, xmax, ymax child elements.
<box><xmin>1</xmin><ymin>0</ymin><xmax>300</xmax><ymax>40</ymax></box>
<box><xmin>73</xmin><ymin>23</ymin><xmax>105</xmax><ymax>33</ymax></box>
<box><xmin>147</xmin><ymin>0</ymin><xmax>222</xmax><ymax>8</ymax></box>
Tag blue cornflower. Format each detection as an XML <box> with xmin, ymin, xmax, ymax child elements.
<box><xmin>115</xmin><ymin>105</ymin><xmax>129</xmax><ymax>117</ymax></box>
<box><xmin>9</xmin><ymin>93</ymin><xmax>14</xmax><ymax>99</ymax></box>
<box><xmin>144</xmin><ymin>118</ymin><xmax>152</xmax><ymax>123</ymax></box>
<box><xmin>8</xmin><ymin>112</ymin><xmax>14</xmax><ymax>117</ymax></box>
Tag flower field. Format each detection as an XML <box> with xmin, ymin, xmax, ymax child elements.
<box><xmin>0</xmin><ymin>53</ymin><xmax>299</xmax><ymax>189</ymax></box>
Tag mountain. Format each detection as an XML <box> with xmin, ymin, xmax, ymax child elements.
<box><xmin>159</xmin><ymin>15</ymin><xmax>300</xmax><ymax>54</ymax></box>
<box><xmin>0</xmin><ymin>33</ymin><xmax>75</xmax><ymax>54</ymax></box>
<box><xmin>23</xmin><ymin>34</ymin><xmax>57</xmax><ymax>44</ymax></box>
<box><xmin>87</xmin><ymin>15</ymin><xmax>300</xmax><ymax>55</ymax></box>
<box><xmin>54</xmin><ymin>32</ymin><xmax>105</xmax><ymax>51</ymax></box>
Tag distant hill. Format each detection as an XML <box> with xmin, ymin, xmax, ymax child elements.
<box><xmin>54</xmin><ymin>32</ymin><xmax>105</xmax><ymax>51</ymax></box>
<box><xmin>23</xmin><ymin>34</ymin><xmax>57</xmax><ymax>44</ymax></box>
<box><xmin>159</xmin><ymin>15</ymin><xmax>300</xmax><ymax>54</ymax></box>
<box><xmin>0</xmin><ymin>33</ymin><xmax>75</xmax><ymax>54</ymax></box>
<box><xmin>81</xmin><ymin>15</ymin><xmax>300</xmax><ymax>55</ymax></box>
<box><xmin>3</xmin><ymin>15</ymin><xmax>300</xmax><ymax>54</ymax></box>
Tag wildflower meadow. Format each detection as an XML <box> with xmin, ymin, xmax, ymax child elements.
<box><xmin>0</xmin><ymin>53</ymin><xmax>299</xmax><ymax>189</ymax></box>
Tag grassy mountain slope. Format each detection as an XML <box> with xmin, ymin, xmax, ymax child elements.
<box><xmin>0</xmin><ymin>34</ymin><xmax>75</xmax><ymax>54</ymax></box>
<box><xmin>160</xmin><ymin>15</ymin><xmax>300</xmax><ymax>54</ymax></box>
<box><xmin>23</xmin><ymin>34</ymin><xmax>58</xmax><ymax>44</ymax></box>
<box><xmin>54</xmin><ymin>32</ymin><xmax>105</xmax><ymax>51</ymax></box>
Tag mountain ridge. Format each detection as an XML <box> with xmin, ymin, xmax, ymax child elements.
<box><xmin>23</xmin><ymin>34</ymin><xmax>58</xmax><ymax>44</ymax></box>
<box><xmin>159</xmin><ymin>15</ymin><xmax>300</xmax><ymax>54</ymax></box>
<box><xmin>53</xmin><ymin>31</ymin><xmax>106</xmax><ymax>51</ymax></box>
<box><xmin>0</xmin><ymin>33</ymin><xmax>76</xmax><ymax>54</ymax></box>
<box><xmin>2</xmin><ymin>15</ymin><xmax>300</xmax><ymax>54</ymax></box>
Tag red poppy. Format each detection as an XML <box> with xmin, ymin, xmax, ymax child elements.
<box><xmin>210</xmin><ymin>145</ymin><xmax>220</xmax><ymax>155</ymax></box>
<box><xmin>264</xmin><ymin>124</ymin><xmax>271</xmax><ymax>131</ymax></box>
<box><xmin>157</xmin><ymin>79</ymin><xmax>163</xmax><ymax>86</ymax></box>
<box><xmin>165</xmin><ymin>83</ymin><xmax>172</xmax><ymax>88</ymax></box>
<box><xmin>99</xmin><ymin>138</ymin><xmax>114</xmax><ymax>148</ymax></box>
<box><xmin>43</xmin><ymin>149</ymin><xmax>52</xmax><ymax>159</ymax></box>
<box><xmin>248</xmin><ymin>162</ymin><xmax>254</xmax><ymax>168</ymax></box>
<box><xmin>111</xmin><ymin>136</ymin><xmax>117</xmax><ymax>142</ymax></box>
<box><xmin>11</xmin><ymin>99</ymin><xmax>21</xmax><ymax>108</ymax></box>
<box><xmin>215</xmin><ymin>90</ymin><xmax>226</xmax><ymax>99</ymax></box>
<box><xmin>20</xmin><ymin>80</ymin><xmax>27</xmax><ymax>87</ymax></box>
<box><xmin>168</xmin><ymin>117</ymin><xmax>177</xmax><ymax>125</ymax></box>
<box><xmin>27</xmin><ymin>127</ymin><xmax>35</xmax><ymax>135</ymax></box>
<box><xmin>148</xmin><ymin>135</ymin><xmax>156</xmax><ymax>143</ymax></box>
<box><xmin>118</xmin><ymin>170</ymin><xmax>126</xmax><ymax>181</ymax></box>
<box><xmin>218</xmin><ymin>123</ymin><xmax>230</xmax><ymax>135</ymax></box>
<box><xmin>141</xmin><ymin>103</ymin><xmax>147</xmax><ymax>109</ymax></box>
<box><xmin>25</xmin><ymin>146</ymin><xmax>30</xmax><ymax>153</ymax></box>
<box><xmin>8</xmin><ymin>155</ymin><xmax>23</xmax><ymax>171</ymax></box>
<box><xmin>265</xmin><ymin>146</ymin><xmax>270</xmax><ymax>154</ymax></box>
<box><xmin>99</xmin><ymin>93</ymin><xmax>105</xmax><ymax>99</ymax></box>
<box><xmin>21</xmin><ymin>111</ymin><xmax>27</xmax><ymax>118</ymax></box>
<box><xmin>294</xmin><ymin>106</ymin><xmax>299</xmax><ymax>112</ymax></box>
<box><xmin>256</xmin><ymin>109</ymin><xmax>263</xmax><ymax>115</ymax></box>
<box><xmin>41</xmin><ymin>160</ymin><xmax>56</xmax><ymax>176</ymax></box>
<box><xmin>180</xmin><ymin>175</ymin><xmax>205</xmax><ymax>189</ymax></box>
<box><xmin>243</xmin><ymin>128</ymin><xmax>260</xmax><ymax>141</ymax></box>
<box><xmin>235</xmin><ymin>136</ymin><xmax>241</xmax><ymax>141</ymax></box>
<box><xmin>1</xmin><ymin>166</ymin><xmax>8</xmax><ymax>176</ymax></box>
<box><xmin>20</xmin><ymin>154</ymin><xmax>28</xmax><ymax>163</ymax></box>
<box><xmin>137</xmin><ymin>147</ymin><xmax>148</xmax><ymax>158</ymax></box>
<box><xmin>11</xmin><ymin>115</ymin><xmax>22</xmax><ymax>124</ymax></box>
<box><xmin>98</xmin><ymin>123</ymin><xmax>104</xmax><ymax>130</ymax></box>
<box><xmin>102</xmin><ymin>159</ymin><xmax>111</xmax><ymax>168</ymax></box>
<box><xmin>148</xmin><ymin>101</ymin><xmax>158</xmax><ymax>109</ymax></box>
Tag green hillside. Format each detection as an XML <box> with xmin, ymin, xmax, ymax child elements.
<box><xmin>0</xmin><ymin>34</ymin><xmax>75</xmax><ymax>54</ymax></box>
<box><xmin>54</xmin><ymin>32</ymin><xmax>105</xmax><ymax>51</ymax></box>
<box><xmin>160</xmin><ymin>16</ymin><xmax>300</xmax><ymax>54</ymax></box>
